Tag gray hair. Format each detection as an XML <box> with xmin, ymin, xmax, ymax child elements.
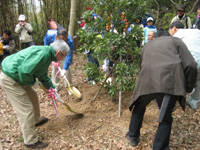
<box><xmin>57</xmin><ymin>29</ymin><xmax>68</xmax><ymax>38</ymax></box>
<box><xmin>50</xmin><ymin>39</ymin><xmax>69</xmax><ymax>55</ymax></box>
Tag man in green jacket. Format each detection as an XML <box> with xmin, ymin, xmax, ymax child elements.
<box><xmin>0</xmin><ymin>39</ymin><xmax>69</xmax><ymax>149</ymax></box>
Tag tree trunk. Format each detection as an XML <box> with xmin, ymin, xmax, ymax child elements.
<box><xmin>17</xmin><ymin>0</ymin><xmax>23</xmax><ymax>15</ymax></box>
<box><xmin>68</xmin><ymin>0</ymin><xmax>77</xmax><ymax>37</ymax></box>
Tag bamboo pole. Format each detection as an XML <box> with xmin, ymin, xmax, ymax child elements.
<box><xmin>118</xmin><ymin>54</ymin><xmax>122</xmax><ymax>117</ymax></box>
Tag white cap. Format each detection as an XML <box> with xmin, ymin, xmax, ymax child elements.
<box><xmin>147</xmin><ymin>17</ymin><xmax>154</xmax><ymax>22</ymax></box>
<box><xmin>18</xmin><ymin>14</ymin><xmax>25</xmax><ymax>21</ymax></box>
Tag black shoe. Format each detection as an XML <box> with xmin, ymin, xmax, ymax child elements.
<box><xmin>25</xmin><ymin>141</ymin><xmax>48</xmax><ymax>149</ymax></box>
<box><xmin>125</xmin><ymin>132</ymin><xmax>139</xmax><ymax>146</ymax></box>
<box><xmin>35</xmin><ymin>117</ymin><xmax>49</xmax><ymax>127</ymax></box>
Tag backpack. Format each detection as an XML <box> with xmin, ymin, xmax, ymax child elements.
<box><xmin>185</xmin><ymin>15</ymin><xmax>188</xmax><ymax>29</ymax></box>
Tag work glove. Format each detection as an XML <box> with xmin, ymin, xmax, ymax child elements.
<box><xmin>59</xmin><ymin>68</ymin><xmax>67</xmax><ymax>76</ymax></box>
<box><xmin>58</xmin><ymin>68</ymin><xmax>71</xmax><ymax>94</ymax></box>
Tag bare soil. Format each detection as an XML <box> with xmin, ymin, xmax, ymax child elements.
<box><xmin>0</xmin><ymin>53</ymin><xmax>200</xmax><ymax>150</ymax></box>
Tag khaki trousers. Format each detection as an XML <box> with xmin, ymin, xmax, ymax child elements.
<box><xmin>51</xmin><ymin>65</ymin><xmax>72</xmax><ymax>88</ymax></box>
<box><xmin>0</xmin><ymin>72</ymin><xmax>42</xmax><ymax>145</ymax></box>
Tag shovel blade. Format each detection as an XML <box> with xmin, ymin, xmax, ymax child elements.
<box><xmin>62</xmin><ymin>102</ymin><xmax>83</xmax><ymax>115</ymax></box>
<box><xmin>66</xmin><ymin>86</ymin><xmax>82</xmax><ymax>98</ymax></box>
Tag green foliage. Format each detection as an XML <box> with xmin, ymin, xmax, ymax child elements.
<box><xmin>188</xmin><ymin>13</ymin><xmax>196</xmax><ymax>24</ymax></box>
<box><xmin>114</xmin><ymin>62</ymin><xmax>139</xmax><ymax>91</ymax></box>
<box><xmin>104</xmin><ymin>62</ymin><xmax>139</xmax><ymax>97</ymax></box>
<box><xmin>158</xmin><ymin>12</ymin><xmax>175</xmax><ymax>30</ymax></box>
<box><xmin>18</xmin><ymin>136</ymin><xmax>23</xmax><ymax>142</ymax></box>
<box><xmin>31</xmin><ymin>21</ymin><xmax>47</xmax><ymax>45</ymax></box>
<box><xmin>77</xmin><ymin>0</ymin><xmax>144</xmax><ymax>98</ymax></box>
<box><xmin>1</xmin><ymin>0</ymin><xmax>199</xmax><ymax>50</ymax></box>
<box><xmin>84</xmin><ymin>62</ymin><xmax>105</xmax><ymax>82</ymax></box>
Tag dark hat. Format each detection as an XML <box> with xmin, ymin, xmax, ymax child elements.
<box><xmin>177</xmin><ymin>6</ymin><xmax>185</xmax><ymax>11</ymax></box>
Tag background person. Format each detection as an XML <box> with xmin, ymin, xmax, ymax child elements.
<box><xmin>127</xmin><ymin>17</ymin><xmax>144</xmax><ymax>47</ymax></box>
<box><xmin>192</xmin><ymin>5</ymin><xmax>200</xmax><ymax>29</ymax></box>
<box><xmin>126</xmin><ymin>29</ymin><xmax>197</xmax><ymax>149</ymax></box>
<box><xmin>47</xmin><ymin>16</ymin><xmax>65</xmax><ymax>31</ymax></box>
<box><xmin>80</xmin><ymin>9</ymin><xmax>101</xmax><ymax>85</ymax></box>
<box><xmin>169</xmin><ymin>21</ymin><xmax>200</xmax><ymax>109</ymax></box>
<box><xmin>0</xmin><ymin>30</ymin><xmax>15</xmax><ymax>66</ymax></box>
<box><xmin>171</xmin><ymin>6</ymin><xmax>191</xmax><ymax>29</ymax></box>
<box><xmin>44</xmin><ymin>29</ymin><xmax>74</xmax><ymax>91</ymax></box>
<box><xmin>144</xmin><ymin>17</ymin><xmax>157</xmax><ymax>44</ymax></box>
<box><xmin>0</xmin><ymin>39</ymin><xmax>69</xmax><ymax>149</ymax></box>
<box><xmin>147</xmin><ymin>30</ymin><xmax>155</xmax><ymax>42</ymax></box>
<box><xmin>141</xmin><ymin>14</ymin><xmax>156</xmax><ymax>27</ymax></box>
<box><xmin>15</xmin><ymin>14</ymin><xmax>34</xmax><ymax>49</ymax></box>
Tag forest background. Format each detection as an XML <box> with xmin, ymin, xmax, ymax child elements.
<box><xmin>0</xmin><ymin>0</ymin><xmax>199</xmax><ymax>50</ymax></box>
<box><xmin>1</xmin><ymin>1</ymin><xmax>200</xmax><ymax>149</ymax></box>
<box><xmin>0</xmin><ymin>0</ymin><xmax>200</xmax><ymax>99</ymax></box>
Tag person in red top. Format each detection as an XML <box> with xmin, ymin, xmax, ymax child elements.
<box><xmin>80</xmin><ymin>19</ymin><xmax>86</xmax><ymax>28</ymax></box>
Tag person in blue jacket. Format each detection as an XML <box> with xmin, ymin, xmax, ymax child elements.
<box><xmin>141</xmin><ymin>14</ymin><xmax>156</xmax><ymax>27</ymax></box>
<box><xmin>43</xmin><ymin>28</ymin><xmax>74</xmax><ymax>91</ymax></box>
<box><xmin>144</xmin><ymin>17</ymin><xmax>157</xmax><ymax>44</ymax></box>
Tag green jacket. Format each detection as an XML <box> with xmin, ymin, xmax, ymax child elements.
<box><xmin>2</xmin><ymin>45</ymin><xmax>57</xmax><ymax>89</ymax></box>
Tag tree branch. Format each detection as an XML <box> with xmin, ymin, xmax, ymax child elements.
<box><xmin>188</xmin><ymin>0</ymin><xmax>199</xmax><ymax>15</ymax></box>
<box><xmin>93</xmin><ymin>59</ymin><xmax>120</xmax><ymax>101</ymax></box>
<box><xmin>153</xmin><ymin>0</ymin><xmax>160</xmax><ymax>23</ymax></box>
<box><xmin>170</xmin><ymin>0</ymin><xmax>176</xmax><ymax>5</ymax></box>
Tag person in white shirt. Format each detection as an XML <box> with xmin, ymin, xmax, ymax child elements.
<box><xmin>15</xmin><ymin>14</ymin><xmax>34</xmax><ymax>49</ymax></box>
<box><xmin>169</xmin><ymin>21</ymin><xmax>200</xmax><ymax>109</ymax></box>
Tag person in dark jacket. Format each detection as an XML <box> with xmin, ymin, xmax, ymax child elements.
<box><xmin>0</xmin><ymin>30</ymin><xmax>16</xmax><ymax>66</ymax></box>
<box><xmin>126</xmin><ymin>29</ymin><xmax>197</xmax><ymax>149</ymax></box>
<box><xmin>0</xmin><ymin>39</ymin><xmax>69</xmax><ymax>149</ymax></box>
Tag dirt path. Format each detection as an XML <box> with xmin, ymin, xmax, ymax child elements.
<box><xmin>0</xmin><ymin>53</ymin><xmax>200</xmax><ymax>150</ymax></box>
